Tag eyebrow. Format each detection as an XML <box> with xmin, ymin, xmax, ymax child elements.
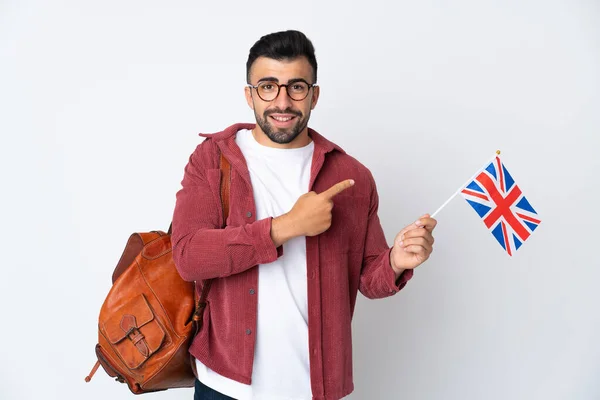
<box><xmin>256</xmin><ymin>77</ymin><xmax>311</xmax><ymax>85</ymax></box>
<box><xmin>257</xmin><ymin>76</ymin><xmax>279</xmax><ymax>83</ymax></box>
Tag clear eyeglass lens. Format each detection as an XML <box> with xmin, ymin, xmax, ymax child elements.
<box><xmin>257</xmin><ymin>81</ymin><xmax>309</xmax><ymax>101</ymax></box>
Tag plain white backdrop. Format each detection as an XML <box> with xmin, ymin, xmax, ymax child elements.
<box><xmin>1</xmin><ymin>0</ymin><xmax>599</xmax><ymax>399</ymax></box>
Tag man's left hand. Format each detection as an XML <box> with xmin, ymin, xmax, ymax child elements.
<box><xmin>390</xmin><ymin>213</ymin><xmax>437</xmax><ymax>275</ymax></box>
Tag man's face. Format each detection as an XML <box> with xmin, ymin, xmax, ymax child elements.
<box><xmin>245</xmin><ymin>56</ymin><xmax>319</xmax><ymax>145</ymax></box>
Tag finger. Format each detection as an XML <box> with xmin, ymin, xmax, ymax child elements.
<box><xmin>396</xmin><ymin>214</ymin><xmax>437</xmax><ymax>239</ymax></box>
<box><xmin>401</xmin><ymin>228</ymin><xmax>434</xmax><ymax>245</ymax></box>
<box><xmin>399</xmin><ymin>237</ymin><xmax>433</xmax><ymax>253</ymax></box>
<box><xmin>399</xmin><ymin>214</ymin><xmax>433</xmax><ymax>236</ymax></box>
<box><xmin>414</xmin><ymin>216</ymin><xmax>437</xmax><ymax>232</ymax></box>
<box><xmin>320</xmin><ymin>179</ymin><xmax>355</xmax><ymax>199</ymax></box>
<box><xmin>398</xmin><ymin>223</ymin><xmax>432</xmax><ymax>238</ymax></box>
<box><xmin>401</xmin><ymin>244</ymin><xmax>431</xmax><ymax>259</ymax></box>
<box><xmin>398</xmin><ymin>216</ymin><xmax>425</xmax><ymax>236</ymax></box>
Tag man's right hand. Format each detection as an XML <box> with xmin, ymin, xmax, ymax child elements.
<box><xmin>270</xmin><ymin>179</ymin><xmax>355</xmax><ymax>246</ymax></box>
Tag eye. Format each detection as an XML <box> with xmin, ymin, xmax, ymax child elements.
<box><xmin>291</xmin><ymin>84</ymin><xmax>307</xmax><ymax>93</ymax></box>
<box><xmin>259</xmin><ymin>82</ymin><xmax>277</xmax><ymax>92</ymax></box>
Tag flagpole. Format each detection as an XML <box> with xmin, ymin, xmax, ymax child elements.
<box><xmin>430</xmin><ymin>150</ymin><xmax>501</xmax><ymax>219</ymax></box>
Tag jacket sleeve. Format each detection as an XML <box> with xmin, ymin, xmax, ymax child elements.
<box><xmin>358</xmin><ymin>170</ymin><xmax>413</xmax><ymax>299</ymax></box>
<box><xmin>171</xmin><ymin>140</ymin><xmax>282</xmax><ymax>282</ymax></box>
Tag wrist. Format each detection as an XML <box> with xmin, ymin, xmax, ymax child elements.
<box><xmin>271</xmin><ymin>213</ymin><xmax>299</xmax><ymax>247</ymax></box>
<box><xmin>390</xmin><ymin>247</ymin><xmax>405</xmax><ymax>279</ymax></box>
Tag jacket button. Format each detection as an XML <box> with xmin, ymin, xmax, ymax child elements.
<box><xmin>249</xmin><ymin>289</ymin><xmax>255</xmax><ymax>295</ymax></box>
<box><xmin>246</xmin><ymin>211</ymin><xmax>252</xmax><ymax>218</ymax></box>
<box><xmin>246</xmin><ymin>328</ymin><xmax>252</xmax><ymax>335</ymax></box>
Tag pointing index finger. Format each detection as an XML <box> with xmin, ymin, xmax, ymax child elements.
<box><xmin>320</xmin><ymin>179</ymin><xmax>355</xmax><ymax>199</ymax></box>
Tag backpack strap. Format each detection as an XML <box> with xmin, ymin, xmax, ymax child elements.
<box><xmin>191</xmin><ymin>150</ymin><xmax>231</xmax><ymax>329</ymax></box>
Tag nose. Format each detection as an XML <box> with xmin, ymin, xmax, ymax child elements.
<box><xmin>272</xmin><ymin>85</ymin><xmax>293</xmax><ymax>110</ymax></box>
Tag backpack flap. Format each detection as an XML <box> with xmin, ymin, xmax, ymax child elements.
<box><xmin>101</xmin><ymin>294</ymin><xmax>166</xmax><ymax>370</ymax></box>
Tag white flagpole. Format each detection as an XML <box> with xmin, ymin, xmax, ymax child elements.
<box><xmin>430</xmin><ymin>150</ymin><xmax>501</xmax><ymax>218</ymax></box>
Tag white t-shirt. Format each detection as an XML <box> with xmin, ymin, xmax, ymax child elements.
<box><xmin>195</xmin><ymin>129</ymin><xmax>314</xmax><ymax>400</ymax></box>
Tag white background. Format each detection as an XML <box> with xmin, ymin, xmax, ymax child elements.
<box><xmin>1</xmin><ymin>0</ymin><xmax>599</xmax><ymax>399</ymax></box>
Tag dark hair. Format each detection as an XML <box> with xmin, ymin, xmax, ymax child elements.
<box><xmin>246</xmin><ymin>30</ymin><xmax>318</xmax><ymax>83</ymax></box>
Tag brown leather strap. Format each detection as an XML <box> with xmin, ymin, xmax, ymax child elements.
<box><xmin>192</xmin><ymin>280</ymin><xmax>212</xmax><ymax>324</ymax></box>
<box><xmin>85</xmin><ymin>361</ymin><xmax>101</xmax><ymax>382</ymax></box>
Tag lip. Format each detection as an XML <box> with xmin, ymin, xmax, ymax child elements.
<box><xmin>269</xmin><ymin>114</ymin><xmax>297</xmax><ymax>128</ymax></box>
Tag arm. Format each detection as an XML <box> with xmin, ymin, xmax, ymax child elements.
<box><xmin>358</xmin><ymin>172</ymin><xmax>413</xmax><ymax>299</ymax></box>
<box><xmin>171</xmin><ymin>141</ymin><xmax>282</xmax><ymax>282</ymax></box>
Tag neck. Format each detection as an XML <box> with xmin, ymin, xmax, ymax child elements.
<box><xmin>251</xmin><ymin>126</ymin><xmax>312</xmax><ymax>149</ymax></box>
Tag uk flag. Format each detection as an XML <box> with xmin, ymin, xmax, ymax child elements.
<box><xmin>460</xmin><ymin>156</ymin><xmax>541</xmax><ymax>256</ymax></box>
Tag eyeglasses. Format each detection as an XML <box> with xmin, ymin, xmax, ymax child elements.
<box><xmin>247</xmin><ymin>80</ymin><xmax>317</xmax><ymax>102</ymax></box>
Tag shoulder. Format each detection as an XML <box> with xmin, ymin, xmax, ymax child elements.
<box><xmin>310</xmin><ymin>128</ymin><xmax>378</xmax><ymax>190</ymax></box>
<box><xmin>188</xmin><ymin>136</ymin><xmax>219</xmax><ymax>170</ymax></box>
<box><xmin>327</xmin><ymin>151</ymin><xmax>378</xmax><ymax>192</ymax></box>
<box><xmin>189</xmin><ymin>122</ymin><xmax>255</xmax><ymax>168</ymax></box>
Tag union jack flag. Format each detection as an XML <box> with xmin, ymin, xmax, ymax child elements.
<box><xmin>460</xmin><ymin>156</ymin><xmax>541</xmax><ymax>256</ymax></box>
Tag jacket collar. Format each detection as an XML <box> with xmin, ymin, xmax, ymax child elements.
<box><xmin>199</xmin><ymin>123</ymin><xmax>345</xmax><ymax>188</ymax></box>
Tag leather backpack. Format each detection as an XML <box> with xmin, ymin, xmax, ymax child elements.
<box><xmin>85</xmin><ymin>152</ymin><xmax>231</xmax><ymax>394</ymax></box>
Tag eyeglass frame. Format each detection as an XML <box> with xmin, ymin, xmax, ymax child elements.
<box><xmin>246</xmin><ymin>78</ymin><xmax>318</xmax><ymax>102</ymax></box>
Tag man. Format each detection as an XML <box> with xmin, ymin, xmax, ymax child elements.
<box><xmin>171</xmin><ymin>30</ymin><xmax>437</xmax><ymax>400</ymax></box>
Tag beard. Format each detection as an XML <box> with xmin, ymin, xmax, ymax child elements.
<box><xmin>254</xmin><ymin>107</ymin><xmax>310</xmax><ymax>144</ymax></box>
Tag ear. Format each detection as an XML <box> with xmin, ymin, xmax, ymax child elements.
<box><xmin>310</xmin><ymin>85</ymin><xmax>320</xmax><ymax>110</ymax></box>
<box><xmin>244</xmin><ymin>86</ymin><xmax>254</xmax><ymax>110</ymax></box>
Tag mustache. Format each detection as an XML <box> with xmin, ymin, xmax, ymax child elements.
<box><xmin>264</xmin><ymin>108</ymin><xmax>302</xmax><ymax>117</ymax></box>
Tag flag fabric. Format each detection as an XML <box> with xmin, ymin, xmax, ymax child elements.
<box><xmin>460</xmin><ymin>156</ymin><xmax>541</xmax><ymax>256</ymax></box>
